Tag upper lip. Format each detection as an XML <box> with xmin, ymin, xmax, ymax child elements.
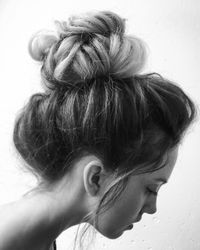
<box><xmin>135</xmin><ymin>214</ymin><xmax>142</xmax><ymax>222</ymax></box>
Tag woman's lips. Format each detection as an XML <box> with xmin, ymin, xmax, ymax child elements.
<box><xmin>135</xmin><ymin>214</ymin><xmax>142</xmax><ymax>222</ymax></box>
<box><xmin>124</xmin><ymin>214</ymin><xmax>143</xmax><ymax>231</ymax></box>
<box><xmin>128</xmin><ymin>224</ymin><xmax>133</xmax><ymax>230</ymax></box>
<box><xmin>125</xmin><ymin>224</ymin><xmax>134</xmax><ymax>230</ymax></box>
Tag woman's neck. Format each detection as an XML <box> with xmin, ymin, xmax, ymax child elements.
<box><xmin>0</xmin><ymin>180</ymin><xmax>88</xmax><ymax>250</ymax></box>
<box><xmin>0</xmin><ymin>157</ymin><xmax>98</xmax><ymax>250</ymax></box>
<box><xmin>0</xmin><ymin>194</ymin><xmax>58</xmax><ymax>250</ymax></box>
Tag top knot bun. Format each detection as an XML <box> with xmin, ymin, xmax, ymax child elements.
<box><xmin>28</xmin><ymin>10</ymin><xmax>147</xmax><ymax>89</ymax></box>
<box><xmin>55</xmin><ymin>10</ymin><xmax>126</xmax><ymax>39</ymax></box>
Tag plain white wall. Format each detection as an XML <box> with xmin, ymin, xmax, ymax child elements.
<box><xmin>0</xmin><ymin>0</ymin><xmax>199</xmax><ymax>249</ymax></box>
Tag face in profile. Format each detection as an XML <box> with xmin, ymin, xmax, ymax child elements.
<box><xmin>94</xmin><ymin>146</ymin><xmax>179</xmax><ymax>239</ymax></box>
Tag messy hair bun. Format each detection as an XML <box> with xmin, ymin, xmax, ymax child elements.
<box><xmin>14</xmin><ymin>10</ymin><xmax>196</xmax><ymax>250</ymax></box>
<box><xmin>28</xmin><ymin>10</ymin><xmax>147</xmax><ymax>90</ymax></box>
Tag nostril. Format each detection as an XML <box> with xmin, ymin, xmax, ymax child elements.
<box><xmin>142</xmin><ymin>205</ymin><xmax>157</xmax><ymax>215</ymax></box>
<box><xmin>149</xmin><ymin>207</ymin><xmax>157</xmax><ymax>215</ymax></box>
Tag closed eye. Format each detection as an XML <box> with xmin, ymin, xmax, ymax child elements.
<box><xmin>146</xmin><ymin>188</ymin><xmax>158</xmax><ymax>196</ymax></box>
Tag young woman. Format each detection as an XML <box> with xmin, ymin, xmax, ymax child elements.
<box><xmin>0</xmin><ymin>10</ymin><xmax>196</xmax><ymax>250</ymax></box>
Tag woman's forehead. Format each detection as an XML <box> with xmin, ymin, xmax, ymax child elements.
<box><xmin>144</xmin><ymin>146</ymin><xmax>179</xmax><ymax>183</ymax></box>
<box><xmin>128</xmin><ymin>146</ymin><xmax>179</xmax><ymax>185</ymax></box>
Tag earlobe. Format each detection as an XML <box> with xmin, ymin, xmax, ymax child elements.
<box><xmin>83</xmin><ymin>160</ymin><xmax>103</xmax><ymax>196</ymax></box>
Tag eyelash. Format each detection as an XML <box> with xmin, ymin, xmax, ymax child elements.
<box><xmin>146</xmin><ymin>188</ymin><xmax>158</xmax><ymax>196</ymax></box>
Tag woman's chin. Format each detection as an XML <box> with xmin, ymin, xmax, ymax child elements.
<box><xmin>100</xmin><ymin>228</ymin><xmax>125</xmax><ymax>239</ymax></box>
<box><xmin>105</xmin><ymin>231</ymin><xmax>124</xmax><ymax>239</ymax></box>
<box><xmin>94</xmin><ymin>224</ymin><xmax>131</xmax><ymax>239</ymax></box>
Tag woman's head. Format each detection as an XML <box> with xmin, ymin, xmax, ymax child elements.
<box><xmin>13</xmin><ymin>10</ymin><xmax>196</xmax><ymax>249</ymax></box>
<box><xmin>86</xmin><ymin>145</ymin><xmax>179</xmax><ymax>240</ymax></box>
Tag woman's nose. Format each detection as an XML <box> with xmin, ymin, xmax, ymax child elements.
<box><xmin>143</xmin><ymin>196</ymin><xmax>157</xmax><ymax>215</ymax></box>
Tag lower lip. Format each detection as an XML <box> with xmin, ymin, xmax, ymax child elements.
<box><xmin>126</xmin><ymin>224</ymin><xmax>133</xmax><ymax>230</ymax></box>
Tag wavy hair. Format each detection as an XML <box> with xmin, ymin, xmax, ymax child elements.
<box><xmin>13</xmin><ymin>10</ymin><xmax>197</xmax><ymax>250</ymax></box>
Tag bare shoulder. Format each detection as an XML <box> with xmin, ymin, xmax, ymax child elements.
<box><xmin>0</xmin><ymin>201</ymin><xmax>26</xmax><ymax>249</ymax></box>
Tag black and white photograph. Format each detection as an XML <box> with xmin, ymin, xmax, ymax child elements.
<box><xmin>0</xmin><ymin>1</ymin><xmax>199</xmax><ymax>249</ymax></box>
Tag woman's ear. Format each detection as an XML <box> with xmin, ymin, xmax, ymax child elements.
<box><xmin>83</xmin><ymin>160</ymin><xmax>105</xmax><ymax>197</ymax></box>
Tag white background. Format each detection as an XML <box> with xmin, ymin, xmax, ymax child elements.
<box><xmin>0</xmin><ymin>0</ymin><xmax>199</xmax><ymax>249</ymax></box>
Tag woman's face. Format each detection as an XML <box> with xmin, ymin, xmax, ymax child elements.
<box><xmin>94</xmin><ymin>146</ymin><xmax>179</xmax><ymax>239</ymax></box>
